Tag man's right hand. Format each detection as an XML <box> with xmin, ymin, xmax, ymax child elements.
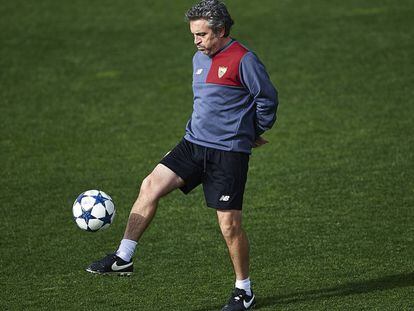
<box><xmin>253</xmin><ymin>136</ymin><xmax>269</xmax><ymax>148</ymax></box>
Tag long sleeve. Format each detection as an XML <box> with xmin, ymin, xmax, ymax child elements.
<box><xmin>240</xmin><ymin>52</ymin><xmax>278</xmax><ymax>137</ymax></box>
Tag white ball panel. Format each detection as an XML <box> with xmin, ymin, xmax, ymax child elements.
<box><xmin>75</xmin><ymin>218</ymin><xmax>88</xmax><ymax>230</ymax></box>
<box><xmin>88</xmin><ymin>219</ymin><xmax>103</xmax><ymax>231</ymax></box>
<box><xmin>105</xmin><ymin>200</ymin><xmax>115</xmax><ymax>215</ymax></box>
<box><xmin>91</xmin><ymin>203</ymin><xmax>106</xmax><ymax>218</ymax></box>
<box><xmin>84</xmin><ymin>190</ymin><xmax>99</xmax><ymax>196</ymax></box>
<box><xmin>110</xmin><ymin>210</ymin><xmax>116</xmax><ymax>223</ymax></box>
<box><xmin>72</xmin><ymin>203</ymin><xmax>82</xmax><ymax>217</ymax></box>
<box><xmin>81</xmin><ymin>196</ymin><xmax>95</xmax><ymax>211</ymax></box>
<box><xmin>100</xmin><ymin>191</ymin><xmax>112</xmax><ymax>201</ymax></box>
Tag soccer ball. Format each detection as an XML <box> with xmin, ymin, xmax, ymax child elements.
<box><xmin>72</xmin><ymin>190</ymin><xmax>115</xmax><ymax>232</ymax></box>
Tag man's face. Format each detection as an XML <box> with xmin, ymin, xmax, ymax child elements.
<box><xmin>190</xmin><ymin>19</ymin><xmax>223</xmax><ymax>56</ymax></box>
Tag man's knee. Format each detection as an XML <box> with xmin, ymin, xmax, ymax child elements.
<box><xmin>138</xmin><ymin>164</ymin><xmax>184</xmax><ymax>203</ymax></box>
<box><xmin>218</xmin><ymin>211</ymin><xmax>243</xmax><ymax>240</ymax></box>
<box><xmin>220</xmin><ymin>222</ymin><xmax>243</xmax><ymax>240</ymax></box>
<box><xmin>139</xmin><ymin>174</ymin><xmax>159</xmax><ymax>202</ymax></box>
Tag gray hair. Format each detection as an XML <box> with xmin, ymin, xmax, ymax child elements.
<box><xmin>185</xmin><ymin>0</ymin><xmax>234</xmax><ymax>37</ymax></box>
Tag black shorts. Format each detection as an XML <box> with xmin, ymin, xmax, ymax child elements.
<box><xmin>160</xmin><ymin>138</ymin><xmax>250</xmax><ymax>210</ymax></box>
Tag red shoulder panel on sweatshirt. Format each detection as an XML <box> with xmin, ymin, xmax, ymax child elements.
<box><xmin>206</xmin><ymin>41</ymin><xmax>249</xmax><ymax>87</ymax></box>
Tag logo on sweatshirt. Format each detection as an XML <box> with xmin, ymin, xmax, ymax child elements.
<box><xmin>196</xmin><ymin>68</ymin><xmax>203</xmax><ymax>75</ymax></box>
<box><xmin>218</xmin><ymin>66</ymin><xmax>227</xmax><ymax>78</ymax></box>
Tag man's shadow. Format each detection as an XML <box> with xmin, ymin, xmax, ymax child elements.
<box><xmin>194</xmin><ymin>272</ymin><xmax>414</xmax><ymax>311</ymax></box>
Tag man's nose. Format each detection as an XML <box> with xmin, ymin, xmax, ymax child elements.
<box><xmin>194</xmin><ymin>36</ymin><xmax>201</xmax><ymax>45</ymax></box>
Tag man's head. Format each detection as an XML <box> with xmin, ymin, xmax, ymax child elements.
<box><xmin>185</xmin><ymin>0</ymin><xmax>234</xmax><ymax>56</ymax></box>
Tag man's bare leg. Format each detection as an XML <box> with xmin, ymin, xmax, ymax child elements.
<box><xmin>86</xmin><ymin>164</ymin><xmax>184</xmax><ymax>274</ymax></box>
<box><xmin>216</xmin><ymin>210</ymin><xmax>250</xmax><ymax>280</ymax></box>
<box><xmin>217</xmin><ymin>209</ymin><xmax>255</xmax><ymax>310</ymax></box>
<box><xmin>123</xmin><ymin>163</ymin><xmax>185</xmax><ymax>241</ymax></box>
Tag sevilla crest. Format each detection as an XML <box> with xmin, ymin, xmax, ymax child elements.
<box><xmin>218</xmin><ymin>66</ymin><xmax>228</xmax><ymax>78</ymax></box>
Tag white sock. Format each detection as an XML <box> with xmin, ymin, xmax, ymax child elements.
<box><xmin>235</xmin><ymin>277</ymin><xmax>252</xmax><ymax>296</ymax></box>
<box><xmin>116</xmin><ymin>239</ymin><xmax>137</xmax><ymax>262</ymax></box>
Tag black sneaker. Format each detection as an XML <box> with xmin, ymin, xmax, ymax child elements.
<box><xmin>221</xmin><ymin>288</ymin><xmax>256</xmax><ymax>311</ymax></box>
<box><xmin>86</xmin><ymin>253</ymin><xmax>133</xmax><ymax>276</ymax></box>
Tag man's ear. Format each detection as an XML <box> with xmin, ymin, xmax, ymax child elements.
<box><xmin>219</xmin><ymin>27</ymin><xmax>225</xmax><ymax>38</ymax></box>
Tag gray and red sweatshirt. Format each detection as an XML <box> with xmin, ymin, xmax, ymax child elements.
<box><xmin>184</xmin><ymin>39</ymin><xmax>278</xmax><ymax>154</ymax></box>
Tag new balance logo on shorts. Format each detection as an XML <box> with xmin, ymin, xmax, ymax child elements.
<box><xmin>219</xmin><ymin>195</ymin><xmax>230</xmax><ymax>202</ymax></box>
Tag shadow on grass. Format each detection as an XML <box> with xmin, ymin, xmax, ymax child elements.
<box><xmin>193</xmin><ymin>272</ymin><xmax>414</xmax><ymax>311</ymax></box>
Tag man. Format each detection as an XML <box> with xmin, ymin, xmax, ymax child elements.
<box><xmin>86</xmin><ymin>1</ymin><xmax>278</xmax><ymax>310</ymax></box>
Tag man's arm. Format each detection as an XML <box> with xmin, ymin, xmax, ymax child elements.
<box><xmin>240</xmin><ymin>52</ymin><xmax>278</xmax><ymax>144</ymax></box>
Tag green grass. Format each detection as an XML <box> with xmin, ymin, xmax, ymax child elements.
<box><xmin>1</xmin><ymin>0</ymin><xmax>413</xmax><ymax>310</ymax></box>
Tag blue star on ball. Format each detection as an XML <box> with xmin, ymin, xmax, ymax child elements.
<box><xmin>92</xmin><ymin>192</ymin><xmax>110</xmax><ymax>206</ymax></box>
<box><xmin>82</xmin><ymin>209</ymin><xmax>95</xmax><ymax>224</ymax></box>
<box><xmin>99</xmin><ymin>210</ymin><xmax>113</xmax><ymax>226</ymax></box>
